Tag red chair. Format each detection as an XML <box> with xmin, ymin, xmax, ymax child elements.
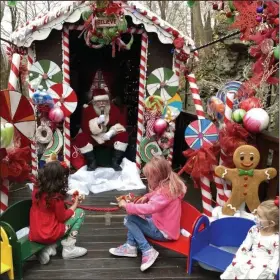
<box><xmin>147</xmin><ymin>201</ymin><xmax>207</xmax><ymax>272</ymax></box>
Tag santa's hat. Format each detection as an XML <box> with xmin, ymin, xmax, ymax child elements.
<box><xmin>92</xmin><ymin>88</ymin><xmax>110</xmax><ymax>102</ymax></box>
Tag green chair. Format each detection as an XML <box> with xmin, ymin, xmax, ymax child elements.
<box><xmin>0</xmin><ymin>200</ymin><xmax>60</xmax><ymax>280</ymax></box>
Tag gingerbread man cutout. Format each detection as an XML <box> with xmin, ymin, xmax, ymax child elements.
<box><xmin>215</xmin><ymin>145</ymin><xmax>277</xmax><ymax>216</ymax></box>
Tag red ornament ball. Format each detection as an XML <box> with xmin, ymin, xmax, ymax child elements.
<box><xmin>256</xmin><ymin>15</ymin><xmax>262</xmax><ymax>22</ymax></box>
<box><xmin>274</xmin><ymin>18</ymin><xmax>279</xmax><ymax>25</ymax></box>
<box><xmin>213</xmin><ymin>3</ymin><xmax>218</xmax><ymax>10</ymax></box>
<box><xmin>226</xmin><ymin>12</ymin><xmax>233</xmax><ymax>18</ymax></box>
<box><xmin>173</xmin><ymin>37</ymin><xmax>184</xmax><ymax>49</ymax></box>
<box><xmin>153</xmin><ymin>119</ymin><xmax>168</xmax><ymax>136</ymax></box>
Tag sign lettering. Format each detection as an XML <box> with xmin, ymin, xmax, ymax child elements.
<box><xmin>96</xmin><ymin>17</ymin><xmax>117</xmax><ymax>28</ymax></box>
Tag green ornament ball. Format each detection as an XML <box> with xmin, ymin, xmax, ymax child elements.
<box><xmin>273</xmin><ymin>45</ymin><xmax>279</xmax><ymax>60</ymax></box>
<box><xmin>232</xmin><ymin>109</ymin><xmax>246</xmax><ymax>123</ymax></box>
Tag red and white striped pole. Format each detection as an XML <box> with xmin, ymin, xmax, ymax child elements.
<box><xmin>186</xmin><ymin>73</ymin><xmax>213</xmax><ymax>216</ymax></box>
<box><xmin>8</xmin><ymin>53</ymin><xmax>21</xmax><ymax>91</ymax></box>
<box><xmin>27</xmin><ymin>46</ymin><xmax>38</xmax><ymax>177</ymax></box>
<box><xmin>135</xmin><ymin>32</ymin><xmax>148</xmax><ymax>172</ymax></box>
<box><xmin>0</xmin><ymin>179</ymin><xmax>9</xmax><ymax>214</ymax></box>
<box><xmin>187</xmin><ymin>73</ymin><xmax>205</xmax><ymax>119</ymax></box>
<box><xmin>62</xmin><ymin>25</ymin><xmax>71</xmax><ymax>167</ymax></box>
<box><xmin>219</xmin><ymin>91</ymin><xmax>235</xmax><ymax>200</ymax></box>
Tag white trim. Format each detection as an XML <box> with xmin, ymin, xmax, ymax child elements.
<box><xmin>114</xmin><ymin>141</ymin><xmax>128</xmax><ymax>152</ymax></box>
<box><xmin>93</xmin><ymin>95</ymin><xmax>110</xmax><ymax>102</ymax></box>
<box><xmin>89</xmin><ymin>118</ymin><xmax>103</xmax><ymax>135</ymax></box>
<box><xmin>79</xmin><ymin>143</ymin><xmax>93</xmax><ymax>154</ymax></box>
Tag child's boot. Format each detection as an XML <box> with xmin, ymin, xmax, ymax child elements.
<box><xmin>61</xmin><ymin>237</ymin><xmax>87</xmax><ymax>259</ymax></box>
<box><xmin>140</xmin><ymin>247</ymin><xmax>159</xmax><ymax>271</ymax></box>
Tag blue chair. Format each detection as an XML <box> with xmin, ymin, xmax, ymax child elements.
<box><xmin>188</xmin><ymin>217</ymin><xmax>255</xmax><ymax>274</ymax></box>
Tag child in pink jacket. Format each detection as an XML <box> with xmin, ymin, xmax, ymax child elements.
<box><xmin>109</xmin><ymin>156</ymin><xmax>187</xmax><ymax>271</ymax></box>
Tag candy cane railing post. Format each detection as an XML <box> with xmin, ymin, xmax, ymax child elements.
<box><xmin>27</xmin><ymin>45</ymin><xmax>38</xmax><ymax>177</ymax></box>
<box><xmin>219</xmin><ymin>91</ymin><xmax>235</xmax><ymax>201</ymax></box>
<box><xmin>0</xmin><ymin>179</ymin><xmax>9</xmax><ymax>214</ymax></box>
<box><xmin>62</xmin><ymin>25</ymin><xmax>71</xmax><ymax>167</ymax></box>
<box><xmin>187</xmin><ymin>73</ymin><xmax>227</xmax><ymax>207</ymax></box>
<box><xmin>8</xmin><ymin>53</ymin><xmax>21</xmax><ymax>91</ymax></box>
<box><xmin>135</xmin><ymin>32</ymin><xmax>148</xmax><ymax>173</ymax></box>
<box><xmin>186</xmin><ymin>73</ymin><xmax>213</xmax><ymax>216</ymax></box>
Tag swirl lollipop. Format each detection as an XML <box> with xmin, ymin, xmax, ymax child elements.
<box><xmin>139</xmin><ymin>137</ymin><xmax>162</xmax><ymax>163</ymax></box>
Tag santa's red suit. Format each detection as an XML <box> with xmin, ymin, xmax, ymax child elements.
<box><xmin>75</xmin><ymin>88</ymin><xmax>128</xmax><ymax>171</ymax></box>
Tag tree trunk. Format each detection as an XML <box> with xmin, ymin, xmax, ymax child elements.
<box><xmin>158</xmin><ymin>1</ymin><xmax>168</xmax><ymax>21</ymax></box>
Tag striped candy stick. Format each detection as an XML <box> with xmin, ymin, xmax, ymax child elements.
<box><xmin>187</xmin><ymin>74</ymin><xmax>205</xmax><ymax>119</ymax></box>
<box><xmin>62</xmin><ymin>25</ymin><xmax>71</xmax><ymax>167</ymax></box>
<box><xmin>27</xmin><ymin>46</ymin><xmax>38</xmax><ymax>177</ymax></box>
<box><xmin>135</xmin><ymin>32</ymin><xmax>148</xmax><ymax>172</ymax></box>
<box><xmin>220</xmin><ymin>91</ymin><xmax>235</xmax><ymax>200</ymax></box>
<box><xmin>186</xmin><ymin>73</ymin><xmax>213</xmax><ymax>216</ymax></box>
<box><xmin>8</xmin><ymin>53</ymin><xmax>21</xmax><ymax>91</ymax></box>
<box><xmin>0</xmin><ymin>179</ymin><xmax>9</xmax><ymax>214</ymax></box>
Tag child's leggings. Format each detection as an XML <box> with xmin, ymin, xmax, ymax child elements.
<box><xmin>64</xmin><ymin>208</ymin><xmax>85</xmax><ymax>238</ymax></box>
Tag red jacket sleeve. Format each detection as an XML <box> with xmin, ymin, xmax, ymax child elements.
<box><xmin>54</xmin><ymin>199</ymin><xmax>74</xmax><ymax>223</ymax></box>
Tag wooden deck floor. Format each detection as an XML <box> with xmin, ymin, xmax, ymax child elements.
<box><xmin>8</xmin><ymin>181</ymin><xmax>221</xmax><ymax>280</ymax></box>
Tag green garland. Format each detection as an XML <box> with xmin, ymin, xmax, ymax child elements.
<box><xmin>82</xmin><ymin>11</ymin><xmax>128</xmax><ymax>46</ymax></box>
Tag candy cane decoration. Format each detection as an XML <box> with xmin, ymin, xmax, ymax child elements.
<box><xmin>186</xmin><ymin>72</ymin><xmax>213</xmax><ymax>216</ymax></box>
<box><xmin>224</xmin><ymin>91</ymin><xmax>235</xmax><ymax>125</ymax></box>
<box><xmin>8</xmin><ymin>53</ymin><xmax>21</xmax><ymax>91</ymax></box>
<box><xmin>187</xmin><ymin>74</ymin><xmax>205</xmax><ymax>119</ymax></box>
<box><xmin>136</xmin><ymin>32</ymin><xmax>148</xmax><ymax>172</ymax></box>
<box><xmin>27</xmin><ymin>45</ymin><xmax>38</xmax><ymax>176</ymax></box>
<box><xmin>27</xmin><ymin>46</ymin><xmax>35</xmax><ymax>97</ymax></box>
<box><xmin>0</xmin><ymin>179</ymin><xmax>9</xmax><ymax>214</ymax></box>
<box><xmin>219</xmin><ymin>91</ymin><xmax>235</xmax><ymax>200</ymax></box>
<box><xmin>62</xmin><ymin>25</ymin><xmax>71</xmax><ymax>167</ymax></box>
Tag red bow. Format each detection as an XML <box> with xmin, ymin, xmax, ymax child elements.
<box><xmin>274</xmin><ymin>196</ymin><xmax>279</xmax><ymax>208</ymax></box>
<box><xmin>219</xmin><ymin>122</ymin><xmax>250</xmax><ymax>167</ymax></box>
<box><xmin>182</xmin><ymin>144</ymin><xmax>219</xmax><ymax>188</ymax></box>
<box><xmin>60</xmin><ymin>161</ymin><xmax>68</xmax><ymax>169</ymax></box>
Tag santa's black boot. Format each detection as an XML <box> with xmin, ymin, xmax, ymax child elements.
<box><xmin>83</xmin><ymin>151</ymin><xmax>97</xmax><ymax>171</ymax></box>
<box><xmin>111</xmin><ymin>150</ymin><xmax>124</xmax><ymax>171</ymax></box>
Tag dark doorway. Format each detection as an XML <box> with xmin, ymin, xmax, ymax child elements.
<box><xmin>69</xmin><ymin>30</ymin><xmax>141</xmax><ymax>162</ymax></box>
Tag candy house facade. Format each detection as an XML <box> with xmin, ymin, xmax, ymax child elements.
<box><xmin>9</xmin><ymin>0</ymin><xmax>197</xmax><ymax>174</ymax></box>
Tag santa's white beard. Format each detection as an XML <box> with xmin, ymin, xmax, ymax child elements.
<box><xmin>93</xmin><ymin>104</ymin><xmax>110</xmax><ymax>116</ymax></box>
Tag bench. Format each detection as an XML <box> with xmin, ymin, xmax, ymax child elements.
<box><xmin>1</xmin><ymin>226</ymin><xmax>14</xmax><ymax>280</ymax></box>
<box><xmin>0</xmin><ymin>199</ymin><xmax>60</xmax><ymax>280</ymax></box>
<box><xmin>147</xmin><ymin>201</ymin><xmax>208</xmax><ymax>272</ymax></box>
<box><xmin>188</xmin><ymin>217</ymin><xmax>255</xmax><ymax>274</ymax></box>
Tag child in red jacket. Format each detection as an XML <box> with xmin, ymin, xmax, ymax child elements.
<box><xmin>29</xmin><ymin>161</ymin><xmax>87</xmax><ymax>264</ymax></box>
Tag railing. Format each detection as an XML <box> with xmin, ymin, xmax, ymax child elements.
<box><xmin>256</xmin><ymin>131</ymin><xmax>279</xmax><ymax>199</ymax></box>
<box><xmin>173</xmin><ymin>111</ymin><xmax>279</xmax><ymax>199</ymax></box>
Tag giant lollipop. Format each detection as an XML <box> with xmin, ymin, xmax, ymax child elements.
<box><xmin>216</xmin><ymin>81</ymin><xmax>244</xmax><ymax>109</ymax></box>
<box><xmin>0</xmin><ymin>90</ymin><xmax>36</xmax><ymax>144</ymax></box>
<box><xmin>146</xmin><ymin>68</ymin><xmax>178</xmax><ymax>101</ymax></box>
<box><xmin>29</xmin><ymin>60</ymin><xmax>63</xmax><ymax>90</ymax></box>
<box><xmin>185</xmin><ymin>119</ymin><xmax>219</xmax><ymax>150</ymax></box>
<box><xmin>48</xmin><ymin>83</ymin><xmax>78</xmax><ymax>117</ymax></box>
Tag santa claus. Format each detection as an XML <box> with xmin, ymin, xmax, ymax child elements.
<box><xmin>75</xmin><ymin>84</ymin><xmax>128</xmax><ymax>171</ymax></box>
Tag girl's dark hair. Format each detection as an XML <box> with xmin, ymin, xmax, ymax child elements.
<box><xmin>36</xmin><ymin>161</ymin><xmax>69</xmax><ymax>207</ymax></box>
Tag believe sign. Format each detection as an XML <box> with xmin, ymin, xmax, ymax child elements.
<box><xmin>96</xmin><ymin>17</ymin><xmax>117</xmax><ymax>28</ymax></box>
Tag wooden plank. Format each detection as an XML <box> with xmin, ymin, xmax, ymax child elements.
<box><xmin>23</xmin><ymin>258</ymin><xmax>220</xmax><ymax>279</ymax></box>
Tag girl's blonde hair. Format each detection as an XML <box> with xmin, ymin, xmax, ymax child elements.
<box><xmin>143</xmin><ymin>156</ymin><xmax>187</xmax><ymax>198</ymax></box>
<box><xmin>259</xmin><ymin>200</ymin><xmax>279</xmax><ymax>232</ymax></box>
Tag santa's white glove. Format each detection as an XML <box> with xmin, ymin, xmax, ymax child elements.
<box><xmin>97</xmin><ymin>115</ymin><xmax>105</xmax><ymax>125</ymax></box>
<box><xmin>102</xmin><ymin>129</ymin><xmax>116</xmax><ymax>141</ymax></box>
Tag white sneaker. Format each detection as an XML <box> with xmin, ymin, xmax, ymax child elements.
<box><xmin>61</xmin><ymin>238</ymin><xmax>87</xmax><ymax>259</ymax></box>
<box><xmin>109</xmin><ymin>243</ymin><xmax>137</xmax><ymax>257</ymax></box>
<box><xmin>140</xmin><ymin>248</ymin><xmax>159</xmax><ymax>272</ymax></box>
<box><xmin>37</xmin><ymin>247</ymin><xmax>50</xmax><ymax>265</ymax></box>
<box><xmin>48</xmin><ymin>243</ymin><xmax>57</xmax><ymax>256</ymax></box>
